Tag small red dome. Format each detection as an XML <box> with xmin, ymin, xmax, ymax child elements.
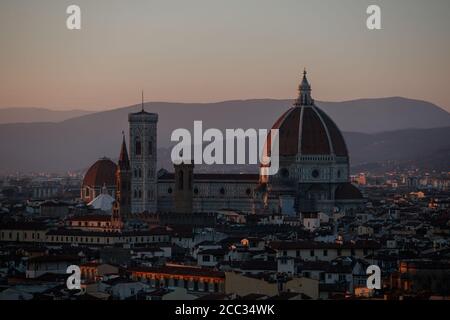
<box><xmin>82</xmin><ymin>157</ymin><xmax>117</xmax><ymax>188</ymax></box>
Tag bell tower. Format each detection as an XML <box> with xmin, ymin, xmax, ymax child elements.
<box><xmin>128</xmin><ymin>92</ymin><xmax>159</xmax><ymax>213</ymax></box>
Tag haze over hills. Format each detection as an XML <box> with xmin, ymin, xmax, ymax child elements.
<box><xmin>0</xmin><ymin>97</ymin><xmax>449</xmax><ymax>174</ymax></box>
<box><xmin>0</xmin><ymin>107</ymin><xmax>93</xmax><ymax>124</ymax></box>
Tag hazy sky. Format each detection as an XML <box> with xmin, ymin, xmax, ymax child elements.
<box><xmin>1</xmin><ymin>0</ymin><xmax>449</xmax><ymax>111</ymax></box>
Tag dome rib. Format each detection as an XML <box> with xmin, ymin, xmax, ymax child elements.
<box><xmin>312</xmin><ymin>105</ymin><xmax>334</xmax><ymax>155</ymax></box>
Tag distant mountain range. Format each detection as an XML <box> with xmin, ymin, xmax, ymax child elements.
<box><xmin>0</xmin><ymin>107</ymin><xmax>93</xmax><ymax>124</ymax></box>
<box><xmin>0</xmin><ymin>97</ymin><xmax>449</xmax><ymax>174</ymax></box>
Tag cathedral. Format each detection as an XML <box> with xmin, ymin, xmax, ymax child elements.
<box><xmin>81</xmin><ymin>71</ymin><xmax>364</xmax><ymax>218</ymax></box>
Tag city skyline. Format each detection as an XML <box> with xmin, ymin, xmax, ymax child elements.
<box><xmin>0</xmin><ymin>0</ymin><xmax>449</xmax><ymax>305</ymax></box>
<box><xmin>1</xmin><ymin>0</ymin><xmax>450</xmax><ymax>111</ymax></box>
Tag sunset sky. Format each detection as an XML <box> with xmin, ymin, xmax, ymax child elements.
<box><xmin>1</xmin><ymin>0</ymin><xmax>449</xmax><ymax>111</ymax></box>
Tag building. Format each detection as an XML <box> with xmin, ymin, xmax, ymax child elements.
<box><xmin>67</xmin><ymin>214</ymin><xmax>121</xmax><ymax>232</ymax></box>
<box><xmin>129</xmin><ymin>264</ymin><xmax>225</xmax><ymax>294</ymax></box>
<box><xmin>0</xmin><ymin>222</ymin><xmax>48</xmax><ymax>243</ymax></box>
<box><xmin>80</xmin><ymin>71</ymin><xmax>364</xmax><ymax>217</ymax></box>
<box><xmin>259</xmin><ymin>70</ymin><xmax>364</xmax><ymax>214</ymax></box>
<box><xmin>26</xmin><ymin>255</ymin><xmax>79</xmax><ymax>278</ymax></box>
<box><xmin>128</xmin><ymin>97</ymin><xmax>159</xmax><ymax>214</ymax></box>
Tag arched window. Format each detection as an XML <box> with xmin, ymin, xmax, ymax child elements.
<box><xmin>178</xmin><ymin>171</ymin><xmax>184</xmax><ymax>190</ymax></box>
<box><xmin>135</xmin><ymin>139</ymin><xmax>142</xmax><ymax>155</ymax></box>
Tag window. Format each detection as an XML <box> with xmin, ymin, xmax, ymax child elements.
<box><xmin>312</xmin><ymin>169</ymin><xmax>320</xmax><ymax>178</ymax></box>
<box><xmin>220</xmin><ymin>187</ymin><xmax>225</xmax><ymax>195</ymax></box>
<box><xmin>168</xmin><ymin>188</ymin><xmax>172</xmax><ymax>194</ymax></box>
<box><xmin>310</xmin><ymin>250</ymin><xmax>315</xmax><ymax>257</ymax></box>
<box><xmin>280</xmin><ymin>168</ymin><xmax>289</xmax><ymax>178</ymax></box>
<box><xmin>296</xmin><ymin>250</ymin><xmax>300</xmax><ymax>257</ymax></box>
<box><xmin>323</xmin><ymin>249</ymin><xmax>328</xmax><ymax>256</ymax></box>
<box><xmin>135</xmin><ymin>139</ymin><xmax>141</xmax><ymax>155</ymax></box>
<box><xmin>351</xmin><ymin>248</ymin><xmax>355</xmax><ymax>256</ymax></box>
<box><xmin>178</xmin><ymin>171</ymin><xmax>184</xmax><ymax>190</ymax></box>
<box><xmin>202</xmin><ymin>255</ymin><xmax>211</xmax><ymax>262</ymax></box>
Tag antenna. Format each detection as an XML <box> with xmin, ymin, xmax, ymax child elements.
<box><xmin>141</xmin><ymin>90</ymin><xmax>144</xmax><ymax>112</ymax></box>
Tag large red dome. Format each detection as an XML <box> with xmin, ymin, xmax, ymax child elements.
<box><xmin>82</xmin><ymin>157</ymin><xmax>117</xmax><ymax>188</ymax></box>
<box><xmin>266</xmin><ymin>71</ymin><xmax>348</xmax><ymax>158</ymax></box>
<box><xmin>271</xmin><ymin>105</ymin><xmax>348</xmax><ymax>157</ymax></box>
